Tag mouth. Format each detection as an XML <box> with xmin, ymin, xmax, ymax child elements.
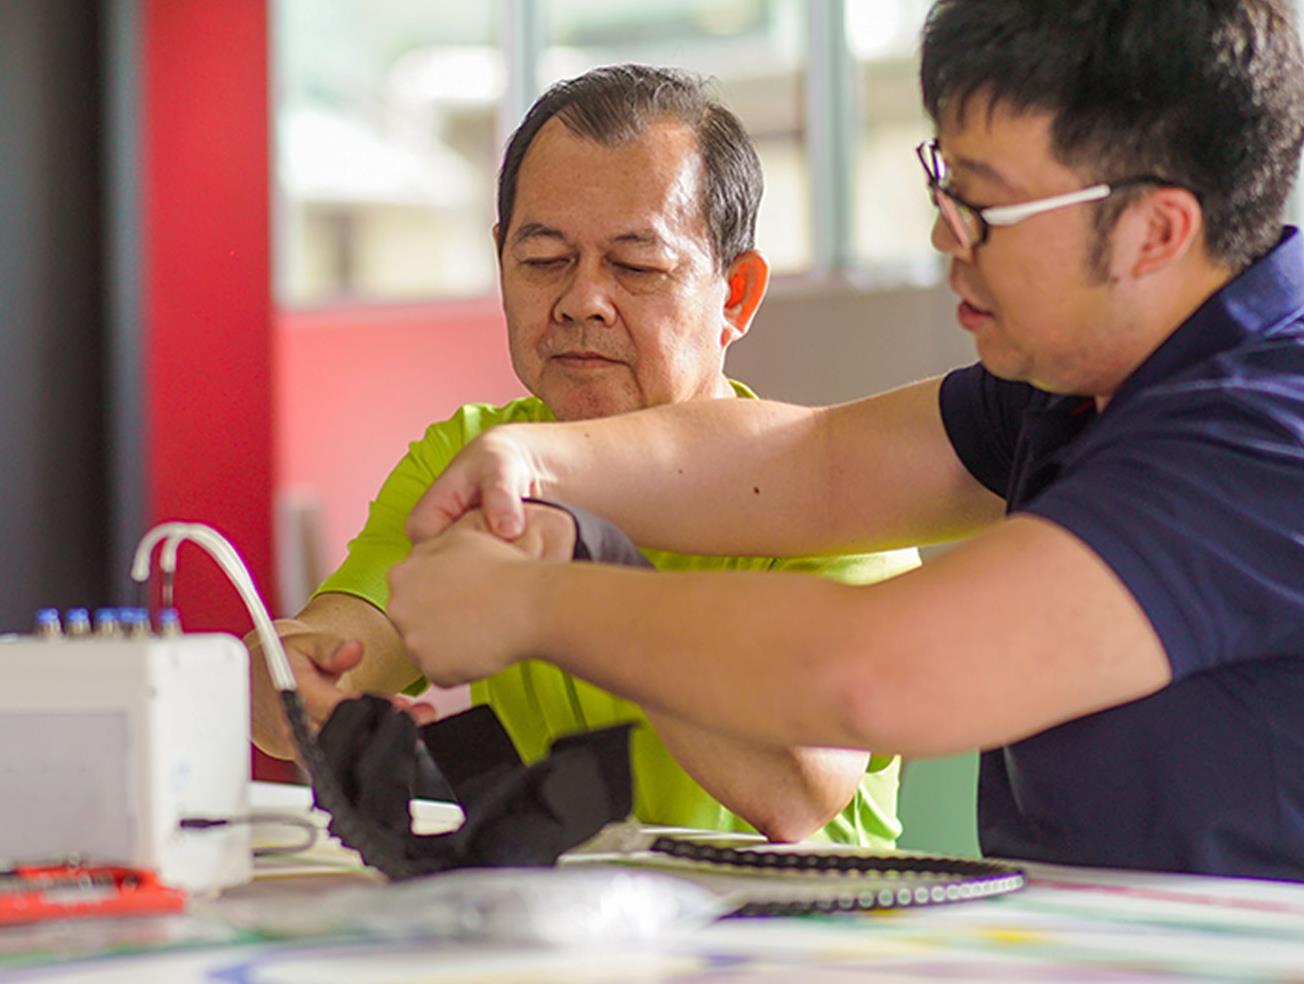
<box><xmin>949</xmin><ymin>276</ymin><xmax>995</xmax><ymax>332</ymax></box>
<box><xmin>551</xmin><ymin>352</ymin><xmax>624</xmax><ymax>368</ymax></box>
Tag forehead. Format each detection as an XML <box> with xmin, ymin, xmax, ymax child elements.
<box><xmin>510</xmin><ymin>116</ymin><xmax>710</xmax><ymax>245</ymax></box>
<box><xmin>936</xmin><ymin>95</ymin><xmax>1070</xmax><ymax>195</ymax></box>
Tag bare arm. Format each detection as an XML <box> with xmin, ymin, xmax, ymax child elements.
<box><xmin>390</xmin><ymin>514</ymin><xmax>1171</xmax><ymax>758</ymax></box>
<box><xmin>408</xmin><ymin>377</ymin><xmax>1004</xmax><ymax>556</ymax></box>
<box><xmin>247</xmin><ymin>591</ymin><xmax>415</xmax><ymax>760</ymax></box>
<box><xmin>646</xmin><ymin>709</ymin><xmax>867</xmax><ymax>842</ymax></box>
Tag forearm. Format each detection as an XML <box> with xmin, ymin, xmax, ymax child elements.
<box><xmin>300</xmin><ymin>592</ymin><xmax>412</xmax><ymax>692</ymax></box>
<box><xmin>515</xmin><ymin>563</ymin><xmax>881</xmax><ymax>750</ymax></box>
<box><xmin>526</xmin><ymin>397</ymin><xmax>830</xmax><ymax>554</ymax></box>
<box><xmin>515</xmin><ymin>376</ymin><xmax>997</xmax><ymax>555</ymax></box>
<box><xmin>646</xmin><ymin>709</ymin><xmax>866</xmax><ymax>842</ymax></box>
<box><xmin>504</xmin><ymin>516</ymin><xmax>1173</xmax><ymax>759</ymax></box>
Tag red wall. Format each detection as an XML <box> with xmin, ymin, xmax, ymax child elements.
<box><xmin>143</xmin><ymin>0</ymin><xmax>273</xmax><ymax>630</ymax></box>
<box><xmin>138</xmin><ymin>1</ymin><xmax>520</xmax><ymax>776</ymax></box>
<box><xmin>275</xmin><ymin>301</ymin><xmax>523</xmax><ymax>573</ymax></box>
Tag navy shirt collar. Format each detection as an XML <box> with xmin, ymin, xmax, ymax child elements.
<box><xmin>1112</xmin><ymin>226</ymin><xmax>1304</xmax><ymax>406</ymax></box>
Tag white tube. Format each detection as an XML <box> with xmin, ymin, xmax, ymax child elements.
<box><xmin>131</xmin><ymin>521</ymin><xmax>299</xmax><ymax>692</ymax></box>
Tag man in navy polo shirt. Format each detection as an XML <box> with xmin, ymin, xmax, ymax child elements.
<box><xmin>379</xmin><ymin>0</ymin><xmax>1304</xmax><ymax>881</ymax></box>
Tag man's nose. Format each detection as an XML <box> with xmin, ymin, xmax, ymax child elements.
<box><xmin>552</xmin><ymin>260</ymin><xmax>616</xmax><ymax>326</ymax></box>
<box><xmin>930</xmin><ymin>213</ymin><xmax>973</xmax><ymax>264</ymax></box>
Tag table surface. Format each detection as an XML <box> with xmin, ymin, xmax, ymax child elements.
<box><xmin>4</xmin><ymin>783</ymin><xmax>1303</xmax><ymax>983</ymax></box>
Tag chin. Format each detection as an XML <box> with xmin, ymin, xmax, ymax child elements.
<box><xmin>972</xmin><ymin>339</ymin><xmax>1034</xmax><ymax>385</ymax></box>
<box><xmin>548</xmin><ymin>394</ymin><xmax>643</xmax><ymax>422</ymax></box>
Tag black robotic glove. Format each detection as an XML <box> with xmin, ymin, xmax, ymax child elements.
<box><xmin>313</xmin><ymin>697</ymin><xmax>633</xmax><ymax>877</ymax></box>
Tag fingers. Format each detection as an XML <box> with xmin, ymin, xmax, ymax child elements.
<box><xmin>406</xmin><ymin>428</ymin><xmax>541</xmax><ymax>543</ymax></box>
<box><xmin>298</xmin><ymin>667</ymin><xmax>352</xmax><ymax>728</ymax></box>
<box><xmin>318</xmin><ymin>638</ymin><xmax>365</xmax><ymax>678</ymax></box>
<box><xmin>251</xmin><ymin>631</ymin><xmax>367</xmax><ymax>750</ymax></box>
<box><xmin>390</xmin><ymin>693</ymin><xmax>439</xmax><ymax>726</ymax></box>
<box><xmin>407</xmin><ymin>703</ymin><xmax>439</xmax><ymax>727</ymax></box>
<box><xmin>510</xmin><ymin>503</ymin><xmax>578</xmax><ymax>561</ymax></box>
<box><xmin>406</xmin><ymin>491</ymin><xmax>468</xmax><ymax>544</ymax></box>
<box><xmin>482</xmin><ymin>481</ymin><xmax>526</xmax><ymax>539</ymax></box>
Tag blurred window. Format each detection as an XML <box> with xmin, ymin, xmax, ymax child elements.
<box><xmin>273</xmin><ymin>0</ymin><xmax>938</xmax><ymax>307</ymax></box>
<box><xmin>848</xmin><ymin>0</ymin><xmax>938</xmax><ymax>280</ymax></box>
<box><xmin>274</xmin><ymin>1</ymin><xmax>502</xmax><ymax>304</ymax></box>
<box><xmin>542</xmin><ymin>0</ymin><xmax>811</xmax><ymax>275</ymax></box>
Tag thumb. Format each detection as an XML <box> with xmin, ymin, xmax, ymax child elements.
<box><xmin>318</xmin><ymin>638</ymin><xmax>365</xmax><ymax>676</ymax></box>
<box><xmin>483</xmin><ymin>481</ymin><xmax>526</xmax><ymax>540</ymax></box>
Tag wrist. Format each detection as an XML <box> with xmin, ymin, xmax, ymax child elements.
<box><xmin>502</xmin><ymin>558</ymin><xmax>562</xmax><ymax>667</ymax></box>
<box><xmin>499</xmin><ymin>421</ymin><xmax>560</xmax><ymax>501</ymax></box>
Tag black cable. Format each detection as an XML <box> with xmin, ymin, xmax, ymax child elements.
<box><xmin>280</xmin><ymin>688</ymin><xmax>423</xmax><ymax>878</ymax></box>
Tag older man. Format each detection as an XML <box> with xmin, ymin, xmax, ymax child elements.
<box><xmin>250</xmin><ymin>64</ymin><xmax>918</xmax><ymax>845</ymax></box>
<box><xmin>392</xmin><ymin>2</ymin><xmax>1304</xmax><ymax>881</ymax></box>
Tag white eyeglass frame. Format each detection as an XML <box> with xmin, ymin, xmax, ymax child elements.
<box><xmin>915</xmin><ymin>139</ymin><xmax>1183</xmax><ymax>249</ymax></box>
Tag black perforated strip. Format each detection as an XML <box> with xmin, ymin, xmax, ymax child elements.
<box><xmin>648</xmin><ymin>836</ymin><xmax>1026</xmax><ymax>916</ymax></box>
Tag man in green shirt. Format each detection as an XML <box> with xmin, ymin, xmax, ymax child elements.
<box><xmin>249</xmin><ymin>64</ymin><xmax>917</xmax><ymax>845</ymax></box>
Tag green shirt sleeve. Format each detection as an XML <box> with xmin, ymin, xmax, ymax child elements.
<box><xmin>315</xmin><ymin>397</ymin><xmax>546</xmax><ymax>609</ymax></box>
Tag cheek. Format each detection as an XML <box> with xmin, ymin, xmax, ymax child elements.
<box><xmin>504</xmin><ymin>316</ymin><xmax>547</xmax><ymax>387</ymax></box>
<box><xmin>630</xmin><ymin>321</ymin><xmax>721</xmax><ymax>399</ymax></box>
<box><xmin>985</xmin><ymin>244</ymin><xmax>1078</xmax><ymax>320</ymax></box>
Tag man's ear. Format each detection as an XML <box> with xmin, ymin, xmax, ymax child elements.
<box><xmin>1125</xmin><ymin>187</ymin><xmax>1203</xmax><ymax>280</ymax></box>
<box><xmin>492</xmin><ymin>223</ymin><xmax>506</xmax><ymax>285</ymax></box>
<box><xmin>721</xmin><ymin>250</ymin><xmax>770</xmax><ymax>346</ymax></box>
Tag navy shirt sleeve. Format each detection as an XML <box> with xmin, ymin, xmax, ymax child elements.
<box><xmin>1022</xmin><ymin>364</ymin><xmax>1304</xmax><ymax>680</ymax></box>
<box><xmin>939</xmin><ymin>363</ymin><xmax>1044</xmax><ymax>497</ymax></box>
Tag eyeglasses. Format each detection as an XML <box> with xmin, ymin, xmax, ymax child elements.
<box><xmin>915</xmin><ymin>139</ymin><xmax>1179</xmax><ymax>251</ymax></box>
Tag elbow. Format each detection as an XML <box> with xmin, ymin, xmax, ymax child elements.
<box><xmin>749</xmin><ymin>798</ymin><xmax>845</xmax><ymax>845</ymax></box>
<box><xmin>745</xmin><ymin>752</ymin><xmax>866</xmax><ymax>844</ymax></box>
<box><xmin>756</xmin><ymin>815</ymin><xmax>825</xmax><ymax>845</ymax></box>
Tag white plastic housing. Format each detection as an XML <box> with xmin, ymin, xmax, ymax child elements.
<box><xmin>0</xmin><ymin>632</ymin><xmax>252</xmax><ymax>893</ymax></box>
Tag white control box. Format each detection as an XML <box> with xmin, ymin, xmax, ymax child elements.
<box><xmin>0</xmin><ymin>632</ymin><xmax>252</xmax><ymax>893</ymax></box>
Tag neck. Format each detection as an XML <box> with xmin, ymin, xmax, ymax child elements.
<box><xmin>712</xmin><ymin>374</ymin><xmax>737</xmax><ymax>399</ymax></box>
<box><xmin>1094</xmin><ymin>257</ymin><xmax>1236</xmax><ymax>412</ymax></box>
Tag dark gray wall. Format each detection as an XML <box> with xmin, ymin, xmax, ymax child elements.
<box><xmin>0</xmin><ymin>1</ymin><xmax>109</xmax><ymax>631</ymax></box>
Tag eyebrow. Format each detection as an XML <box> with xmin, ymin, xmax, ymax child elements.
<box><xmin>609</xmin><ymin>230</ymin><xmax>667</xmax><ymax>249</ymax></box>
<box><xmin>511</xmin><ymin>223</ymin><xmax>567</xmax><ymax>247</ymax></box>
<box><xmin>510</xmin><ymin>223</ymin><xmax>670</xmax><ymax>251</ymax></box>
<box><xmin>947</xmin><ymin>153</ymin><xmax>1023</xmax><ymax>197</ymax></box>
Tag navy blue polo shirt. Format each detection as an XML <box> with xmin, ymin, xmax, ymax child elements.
<box><xmin>939</xmin><ymin>227</ymin><xmax>1304</xmax><ymax>881</ymax></box>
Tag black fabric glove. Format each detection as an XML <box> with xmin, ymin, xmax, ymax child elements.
<box><xmin>312</xmin><ymin>698</ymin><xmax>633</xmax><ymax>878</ymax></box>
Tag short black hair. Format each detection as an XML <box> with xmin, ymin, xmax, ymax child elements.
<box><xmin>920</xmin><ymin>0</ymin><xmax>1304</xmax><ymax>270</ymax></box>
<box><xmin>496</xmin><ymin>64</ymin><xmax>763</xmax><ymax>271</ymax></box>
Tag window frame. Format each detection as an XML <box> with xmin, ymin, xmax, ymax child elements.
<box><xmin>274</xmin><ymin>0</ymin><xmax>934</xmax><ymax>311</ymax></box>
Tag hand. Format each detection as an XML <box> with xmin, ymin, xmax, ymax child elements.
<box><xmin>406</xmin><ymin>425</ymin><xmax>543</xmax><ymax>543</ymax></box>
<box><xmin>248</xmin><ymin>620</ymin><xmax>369</xmax><ymax>759</ymax></box>
<box><xmin>389</xmin><ymin>515</ymin><xmax>543</xmax><ymax>688</ymax></box>
<box><xmin>452</xmin><ymin>502</ymin><xmax>578</xmax><ymax>561</ymax></box>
